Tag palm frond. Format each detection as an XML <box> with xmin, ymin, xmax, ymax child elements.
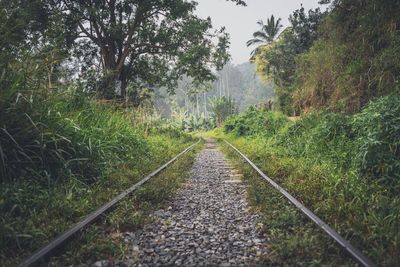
<box><xmin>246</xmin><ymin>38</ymin><xmax>264</xmax><ymax>47</ymax></box>
<box><xmin>247</xmin><ymin>14</ymin><xmax>283</xmax><ymax>57</ymax></box>
<box><xmin>252</xmin><ymin>31</ymin><xmax>268</xmax><ymax>40</ymax></box>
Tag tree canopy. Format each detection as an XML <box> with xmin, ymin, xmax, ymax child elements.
<box><xmin>253</xmin><ymin>6</ymin><xmax>322</xmax><ymax>114</ymax></box>
<box><xmin>1</xmin><ymin>0</ymin><xmax>248</xmax><ymax>101</ymax></box>
<box><xmin>50</xmin><ymin>0</ymin><xmax>232</xmax><ymax>98</ymax></box>
<box><xmin>246</xmin><ymin>15</ymin><xmax>282</xmax><ymax>56</ymax></box>
<box><xmin>252</xmin><ymin>0</ymin><xmax>400</xmax><ymax>114</ymax></box>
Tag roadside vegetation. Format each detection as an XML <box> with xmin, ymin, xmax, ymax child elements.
<box><xmin>206</xmin><ymin>92</ymin><xmax>400</xmax><ymax>265</ymax></box>
<box><xmin>2</xmin><ymin>0</ymin><xmax>400</xmax><ymax>265</ymax></box>
<box><xmin>0</xmin><ymin>68</ymin><xmax>202</xmax><ymax>265</ymax></box>
<box><xmin>0</xmin><ymin>0</ymin><xmax>220</xmax><ymax>264</ymax></box>
<box><xmin>214</xmin><ymin>1</ymin><xmax>399</xmax><ymax>264</ymax></box>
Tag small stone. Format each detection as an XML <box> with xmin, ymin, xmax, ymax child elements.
<box><xmin>253</xmin><ymin>238</ymin><xmax>261</xmax><ymax>243</ymax></box>
<box><xmin>154</xmin><ymin>209</ymin><xmax>165</xmax><ymax>217</ymax></box>
<box><xmin>124</xmin><ymin>259</ymin><xmax>135</xmax><ymax>266</ymax></box>
<box><xmin>92</xmin><ymin>260</ymin><xmax>109</xmax><ymax>267</ymax></box>
<box><xmin>116</xmin><ymin>141</ymin><xmax>269</xmax><ymax>266</ymax></box>
<box><xmin>145</xmin><ymin>248</ymin><xmax>155</xmax><ymax>253</ymax></box>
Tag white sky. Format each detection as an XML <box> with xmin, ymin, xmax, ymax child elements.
<box><xmin>195</xmin><ymin>0</ymin><xmax>324</xmax><ymax>65</ymax></box>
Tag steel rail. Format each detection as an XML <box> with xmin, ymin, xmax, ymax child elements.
<box><xmin>223</xmin><ymin>139</ymin><xmax>376</xmax><ymax>267</ymax></box>
<box><xmin>17</xmin><ymin>139</ymin><xmax>201</xmax><ymax>267</ymax></box>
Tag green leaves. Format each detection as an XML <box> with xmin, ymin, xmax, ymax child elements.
<box><xmin>353</xmin><ymin>90</ymin><xmax>400</xmax><ymax>179</ymax></box>
<box><xmin>46</xmin><ymin>0</ymin><xmax>232</xmax><ymax>99</ymax></box>
<box><xmin>208</xmin><ymin>96</ymin><xmax>237</xmax><ymax>127</ymax></box>
<box><xmin>246</xmin><ymin>15</ymin><xmax>283</xmax><ymax>56</ymax></box>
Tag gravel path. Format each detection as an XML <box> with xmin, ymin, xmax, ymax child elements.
<box><xmin>100</xmin><ymin>139</ymin><xmax>269</xmax><ymax>267</ymax></box>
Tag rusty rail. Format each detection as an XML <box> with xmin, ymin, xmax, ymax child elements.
<box><xmin>17</xmin><ymin>139</ymin><xmax>201</xmax><ymax>267</ymax></box>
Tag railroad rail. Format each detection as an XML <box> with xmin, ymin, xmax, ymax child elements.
<box><xmin>17</xmin><ymin>139</ymin><xmax>201</xmax><ymax>267</ymax></box>
<box><xmin>223</xmin><ymin>139</ymin><xmax>377</xmax><ymax>267</ymax></box>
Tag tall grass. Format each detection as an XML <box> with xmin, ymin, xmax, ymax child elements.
<box><xmin>0</xmin><ymin>68</ymin><xmax>196</xmax><ymax>265</ymax></box>
<box><xmin>216</xmin><ymin>94</ymin><xmax>400</xmax><ymax>265</ymax></box>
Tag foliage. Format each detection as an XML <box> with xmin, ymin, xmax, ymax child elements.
<box><xmin>208</xmin><ymin>95</ymin><xmax>237</xmax><ymax>127</ymax></box>
<box><xmin>254</xmin><ymin>0</ymin><xmax>400</xmax><ymax>113</ymax></box>
<box><xmin>253</xmin><ymin>6</ymin><xmax>323</xmax><ymax>115</ymax></box>
<box><xmin>0</xmin><ymin>64</ymin><xmax>198</xmax><ymax>265</ymax></box>
<box><xmin>37</xmin><ymin>0</ymin><xmax>232</xmax><ymax>99</ymax></box>
<box><xmin>0</xmin><ymin>0</ymin><xmax>49</xmax><ymax>67</ymax></box>
<box><xmin>0</xmin><ymin>73</ymin><xmax>143</xmax><ymax>183</ymax></box>
<box><xmin>353</xmin><ymin>90</ymin><xmax>400</xmax><ymax>180</ymax></box>
<box><xmin>160</xmin><ymin>62</ymin><xmax>274</xmax><ymax>120</ymax></box>
<box><xmin>293</xmin><ymin>2</ymin><xmax>400</xmax><ymax>112</ymax></box>
<box><xmin>224</xmin><ymin>106</ymin><xmax>289</xmax><ymax>137</ymax></box>
<box><xmin>246</xmin><ymin>15</ymin><xmax>283</xmax><ymax>56</ymax></box>
<box><xmin>217</xmin><ymin>94</ymin><xmax>400</xmax><ymax>265</ymax></box>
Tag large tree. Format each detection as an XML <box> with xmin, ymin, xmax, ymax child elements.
<box><xmin>42</xmin><ymin>0</ymin><xmax>242</xmax><ymax>98</ymax></box>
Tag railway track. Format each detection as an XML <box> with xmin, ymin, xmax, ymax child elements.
<box><xmin>17</xmin><ymin>139</ymin><xmax>201</xmax><ymax>267</ymax></box>
<box><xmin>17</xmin><ymin>138</ymin><xmax>376</xmax><ymax>266</ymax></box>
<box><xmin>223</xmin><ymin>139</ymin><xmax>376</xmax><ymax>267</ymax></box>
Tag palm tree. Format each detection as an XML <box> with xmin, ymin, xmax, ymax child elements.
<box><xmin>246</xmin><ymin>15</ymin><xmax>283</xmax><ymax>56</ymax></box>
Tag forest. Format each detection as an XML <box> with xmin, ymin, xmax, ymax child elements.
<box><xmin>1</xmin><ymin>0</ymin><xmax>399</xmax><ymax>266</ymax></box>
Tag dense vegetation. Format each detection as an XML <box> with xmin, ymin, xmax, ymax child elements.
<box><xmin>152</xmin><ymin>62</ymin><xmax>274</xmax><ymax>131</ymax></box>
<box><xmin>211</xmin><ymin>91</ymin><xmax>400</xmax><ymax>265</ymax></box>
<box><xmin>253</xmin><ymin>0</ymin><xmax>400</xmax><ymax>114</ymax></box>
<box><xmin>0</xmin><ymin>0</ymin><xmax>235</xmax><ymax>264</ymax></box>
<box><xmin>2</xmin><ymin>0</ymin><xmax>400</xmax><ymax>265</ymax></box>
<box><xmin>0</xmin><ymin>67</ymin><xmax>203</xmax><ymax>265</ymax></box>
<box><xmin>213</xmin><ymin>0</ymin><xmax>400</xmax><ymax>265</ymax></box>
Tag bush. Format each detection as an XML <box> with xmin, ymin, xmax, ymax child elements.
<box><xmin>223</xmin><ymin>106</ymin><xmax>290</xmax><ymax>137</ymax></box>
<box><xmin>353</xmin><ymin>90</ymin><xmax>400</xmax><ymax>179</ymax></box>
<box><xmin>220</xmin><ymin>93</ymin><xmax>400</xmax><ymax>265</ymax></box>
<box><xmin>0</xmin><ymin>79</ymin><xmax>147</xmax><ymax>184</ymax></box>
<box><xmin>0</xmin><ymin>70</ymin><xmax>197</xmax><ymax>265</ymax></box>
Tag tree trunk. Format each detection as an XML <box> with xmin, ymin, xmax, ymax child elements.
<box><xmin>226</xmin><ymin>72</ymin><xmax>230</xmax><ymax>98</ymax></box>
<box><xmin>196</xmin><ymin>93</ymin><xmax>200</xmax><ymax>117</ymax></box>
<box><xmin>219</xmin><ymin>76</ymin><xmax>222</xmax><ymax>98</ymax></box>
<box><xmin>119</xmin><ymin>69</ymin><xmax>128</xmax><ymax>98</ymax></box>
<box><xmin>203</xmin><ymin>92</ymin><xmax>207</xmax><ymax>118</ymax></box>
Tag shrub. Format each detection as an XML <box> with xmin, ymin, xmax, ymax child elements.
<box><xmin>223</xmin><ymin>106</ymin><xmax>290</xmax><ymax>137</ymax></box>
<box><xmin>353</xmin><ymin>90</ymin><xmax>400</xmax><ymax>179</ymax></box>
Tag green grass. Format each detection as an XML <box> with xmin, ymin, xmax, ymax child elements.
<box><xmin>1</xmin><ymin>127</ymin><xmax>201</xmax><ymax>266</ymax></box>
<box><xmin>216</xmin><ymin>138</ymin><xmax>356</xmax><ymax>266</ymax></box>
<box><xmin>203</xmin><ymin>95</ymin><xmax>400</xmax><ymax>266</ymax></box>
<box><xmin>47</xmin><ymin>139</ymin><xmax>204</xmax><ymax>266</ymax></box>
<box><xmin>0</xmin><ymin>73</ymin><xmax>203</xmax><ymax>265</ymax></box>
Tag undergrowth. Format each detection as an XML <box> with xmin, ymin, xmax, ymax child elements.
<box><xmin>0</xmin><ymin>70</ymin><xmax>200</xmax><ymax>265</ymax></box>
<box><xmin>210</xmin><ymin>92</ymin><xmax>400</xmax><ymax>266</ymax></box>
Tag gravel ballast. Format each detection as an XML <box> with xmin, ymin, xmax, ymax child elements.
<box><xmin>104</xmin><ymin>139</ymin><xmax>270</xmax><ymax>266</ymax></box>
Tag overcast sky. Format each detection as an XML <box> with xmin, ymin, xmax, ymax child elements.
<box><xmin>195</xmin><ymin>0</ymin><xmax>324</xmax><ymax>65</ymax></box>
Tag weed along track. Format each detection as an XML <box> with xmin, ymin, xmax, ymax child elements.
<box><xmin>16</xmin><ymin>139</ymin><xmax>377</xmax><ymax>266</ymax></box>
<box><xmin>16</xmin><ymin>140</ymin><xmax>201</xmax><ymax>267</ymax></box>
<box><xmin>221</xmin><ymin>139</ymin><xmax>377</xmax><ymax>267</ymax></box>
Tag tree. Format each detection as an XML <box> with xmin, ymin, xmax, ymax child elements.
<box><xmin>294</xmin><ymin>0</ymin><xmax>400</xmax><ymax>112</ymax></box>
<box><xmin>208</xmin><ymin>95</ymin><xmax>236</xmax><ymax>127</ymax></box>
<box><xmin>0</xmin><ymin>0</ymin><xmax>49</xmax><ymax>68</ymax></box>
<box><xmin>42</xmin><ymin>0</ymin><xmax>234</xmax><ymax>99</ymax></box>
<box><xmin>246</xmin><ymin>15</ymin><xmax>283</xmax><ymax>56</ymax></box>
<box><xmin>253</xmin><ymin>7</ymin><xmax>323</xmax><ymax>114</ymax></box>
